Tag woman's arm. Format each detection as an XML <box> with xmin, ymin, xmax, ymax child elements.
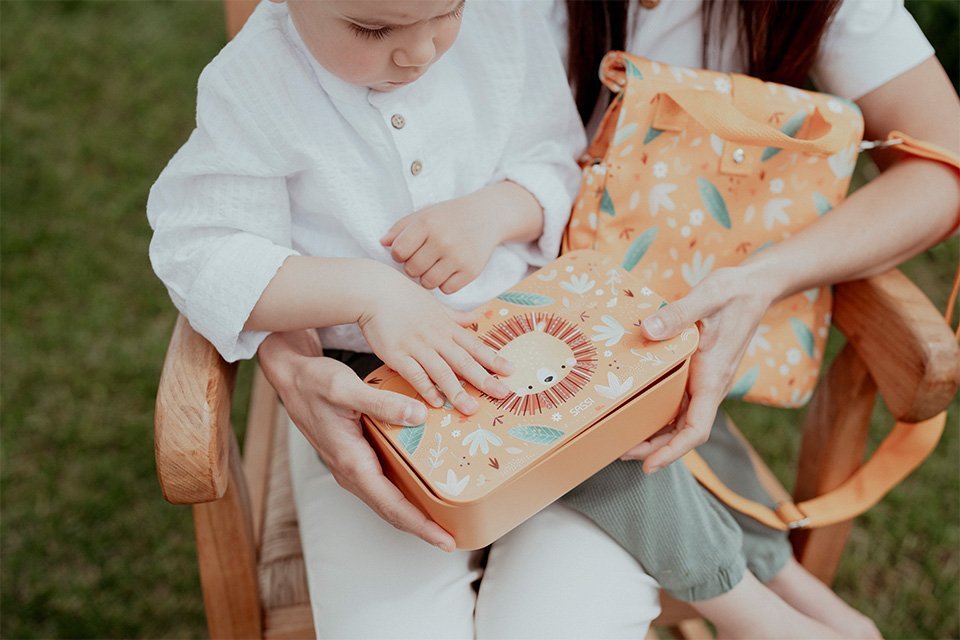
<box><xmin>624</xmin><ymin>56</ymin><xmax>959</xmax><ymax>473</ymax></box>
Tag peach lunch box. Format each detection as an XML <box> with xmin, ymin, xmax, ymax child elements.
<box><xmin>361</xmin><ymin>249</ymin><xmax>699</xmax><ymax>549</ymax></box>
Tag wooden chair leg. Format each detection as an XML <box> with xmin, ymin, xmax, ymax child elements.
<box><xmin>194</xmin><ymin>431</ymin><xmax>263</xmax><ymax>639</ymax></box>
<box><xmin>791</xmin><ymin>343</ymin><xmax>878</xmax><ymax>584</ymax></box>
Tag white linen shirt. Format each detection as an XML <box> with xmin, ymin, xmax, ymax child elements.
<box><xmin>148</xmin><ymin>0</ymin><xmax>585</xmax><ymax>361</ymax></box>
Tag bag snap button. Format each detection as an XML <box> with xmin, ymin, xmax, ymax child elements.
<box><xmin>732</xmin><ymin>148</ymin><xmax>746</xmax><ymax>164</ymax></box>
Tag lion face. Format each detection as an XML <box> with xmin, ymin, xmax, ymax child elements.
<box><xmin>480</xmin><ymin>313</ymin><xmax>597</xmax><ymax>416</ymax></box>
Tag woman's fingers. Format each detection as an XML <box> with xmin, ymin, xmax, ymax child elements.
<box><xmin>416</xmin><ymin>350</ymin><xmax>479</xmax><ymax>415</ymax></box>
<box><xmin>641</xmin><ymin>383</ymin><xmax>723</xmax><ymax>473</ymax></box>
<box><xmin>324</xmin><ymin>365</ymin><xmax>427</xmax><ymax>426</ymax></box>
<box><xmin>640</xmin><ymin>276</ymin><xmax>725</xmax><ymax>341</ymax></box>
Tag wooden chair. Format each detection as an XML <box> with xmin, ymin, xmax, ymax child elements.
<box><xmin>154</xmin><ymin>3</ymin><xmax>959</xmax><ymax>637</ymax></box>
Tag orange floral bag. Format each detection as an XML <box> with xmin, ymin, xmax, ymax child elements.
<box><xmin>563</xmin><ymin>52</ymin><xmax>865</xmax><ymax>407</ymax></box>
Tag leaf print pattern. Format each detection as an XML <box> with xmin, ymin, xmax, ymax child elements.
<box><xmin>595</xmin><ymin>371</ymin><xmax>635</xmax><ymax>399</ymax></box>
<box><xmin>696</xmin><ymin>177</ymin><xmax>731</xmax><ymax>229</ymax></box>
<box><xmin>497</xmin><ymin>292</ymin><xmax>554</xmax><ymax>307</ymax></box>
<box><xmin>462</xmin><ymin>427</ymin><xmax>502</xmax><ymax>457</ymax></box>
<box><xmin>762</xmin><ymin>110</ymin><xmax>807</xmax><ymax>161</ymax></box>
<box><xmin>621</xmin><ymin>226</ymin><xmax>658</xmax><ymax>271</ymax></box>
<box><xmin>648</xmin><ymin>183</ymin><xmax>678</xmax><ymax>215</ymax></box>
<box><xmin>681</xmin><ymin>251</ymin><xmax>715</xmax><ymax>287</ymax></box>
<box><xmin>812</xmin><ymin>191</ymin><xmax>832</xmax><ymax>216</ymax></box>
<box><xmin>763</xmin><ymin>198</ymin><xmax>793</xmax><ymax>230</ymax></box>
<box><xmin>560</xmin><ymin>273</ymin><xmax>595</xmax><ymax>295</ymax></box>
<box><xmin>508</xmin><ymin>425</ymin><xmax>564</xmax><ymax>445</ymax></box>
<box><xmin>644</xmin><ymin>127</ymin><xmax>664</xmax><ymax>145</ymax></box>
<box><xmin>727</xmin><ymin>366</ymin><xmax>759</xmax><ymax>399</ymax></box>
<box><xmin>600</xmin><ymin>188</ymin><xmax>616</xmax><ymax>217</ymax></box>
<box><xmin>435</xmin><ymin>469</ymin><xmax>470</xmax><ymax>497</ymax></box>
<box><xmin>591</xmin><ymin>315</ymin><xmax>627</xmax><ymax>347</ymax></box>
<box><xmin>398</xmin><ymin>424</ymin><xmax>425</xmax><ymax>455</ymax></box>
<box><xmin>790</xmin><ymin>318</ymin><xmax>816</xmax><ymax>358</ymax></box>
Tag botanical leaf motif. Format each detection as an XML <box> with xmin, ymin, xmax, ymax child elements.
<box><xmin>709</xmin><ymin>134</ymin><xmax>724</xmax><ymax>157</ymax></box>
<box><xmin>681</xmin><ymin>250</ymin><xmax>715</xmax><ymax>287</ymax></box>
<box><xmin>727</xmin><ymin>366</ymin><xmax>759</xmax><ymax>399</ymax></box>
<box><xmin>812</xmin><ymin>192</ymin><xmax>833</xmax><ymax>216</ymax></box>
<box><xmin>648</xmin><ymin>183</ymin><xmax>678</xmax><ymax>215</ymax></box>
<box><xmin>762</xmin><ymin>110</ymin><xmax>807</xmax><ymax>161</ymax></box>
<box><xmin>600</xmin><ymin>188</ymin><xmax>616</xmax><ymax>217</ymax></box>
<box><xmin>398</xmin><ymin>424</ymin><xmax>425</xmax><ymax>455</ymax></box>
<box><xmin>560</xmin><ymin>273</ymin><xmax>596</xmax><ymax>295</ymax></box>
<box><xmin>624</xmin><ymin>58</ymin><xmax>643</xmax><ymax>79</ymax></box>
<box><xmin>763</xmin><ymin>198</ymin><xmax>793</xmax><ymax>230</ymax></box>
<box><xmin>591</xmin><ymin>315</ymin><xmax>627</xmax><ymax>347</ymax></box>
<box><xmin>435</xmin><ymin>469</ymin><xmax>470</xmax><ymax>497</ymax></box>
<box><xmin>621</xmin><ymin>226</ymin><xmax>658</xmax><ymax>272</ymax></box>
<box><xmin>462</xmin><ymin>427</ymin><xmax>503</xmax><ymax>457</ymax></box>
<box><xmin>614</xmin><ymin>122</ymin><xmax>639</xmax><ymax>146</ymax></box>
<box><xmin>595</xmin><ymin>371</ymin><xmax>635</xmax><ymax>399</ymax></box>
<box><xmin>746</xmin><ymin>325</ymin><xmax>772</xmax><ymax>357</ymax></box>
<box><xmin>696</xmin><ymin>177</ymin><xmax>731</xmax><ymax>229</ymax></box>
<box><xmin>508</xmin><ymin>425</ymin><xmax>564</xmax><ymax>445</ymax></box>
<box><xmin>643</xmin><ymin>127</ymin><xmax>664</xmax><ymax>145</ymax></box>
<box><xmin>828</xmin><ymin>144</ymin><xmax>857</xmax><ymax>179</ymax></box>
<box><xmin>496</xmin><ymin>292</ymin><xmax>554</xmax><ymax>307</ymax></box>
<box><xmin>790</xmin><ymin>318</ymin><xmax>816</xmax><ymax>358</ymax></box>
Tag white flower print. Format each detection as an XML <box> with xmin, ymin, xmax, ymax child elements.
<box><xmin>828</xmin><ymin>144</ymin><xmax>858</xmax><ymax>179</ymax></box>
<box><xmin>451</xmin><ymin>429</ymin><xmax>461</xmax><ymax>438</ymax></box>
<box><xmin>787</xmin><ymin>348</ymin><xmax>802</xmax><ymax>365</ymax></box>
<box><xmin>560</xmin><ymin>273</ymin><xmax>596</xmax><ymax>295</ymax></box>
<box><xmin>551</xmin><ymin>412</ymin><xmax>563</xmax><ymax>423</ymax></box>
<box><xmin>769</xmin><ymin>178</ymin><xmax>785</xmax><ymax>194</ymax></box>
<box><xmin>595</xmin><ymin>371</ymin><xmax>635</xmax><ymax>400</ymax></box>
<box><xmin>440</xmin><ymin>414</ymin><xmax>452</xmax><ymax>428</ymax></box>
<box><xmin>436</xmin><ymin>469</ymin><xmax>470</xmax><ymax>496</ymax></box>
<box><xmin>499</xmin><ymin>308</ymin><xmax>508</xmax><ymax>316</ymax></box>
<box><xmin>653</xmin><ymin>161</ymin><xmax>669</xmax><ymax>178</ymax></box>
<box><xmin>689</xmin><ymin>208</ymin><xmax>704</xmax><ymax>226</ymax></box>
<box><xmin>640</xmin><ymin>287</ymin><xmax>653</xmax><ymax>297</ymax></box>
<box><xmin>779</xmin><ymin>364</ymin><xmax>790</xmax><ymax>376</ymax></box>
<box><xmin>714</xmin><ymin>77</ymin><xmax>731</xmax><ymax>93</ymax></box>
<box><xmin>826</xmin><ymin>98</ymin><xmax>843</xmax><ymax>113</ymax></box>
<box><xmin>747</xmin><ymin>325</ymin><xmax>772</xmax><ymax>357</ymax></box>
<box><xmin>604</xmin><ymin>350</ymin><xmax>613</xmax><ymax>357</ymax></box>
<box><xmin>681</xmin><ymin>251</ymin><xmax>715</xmax><ymax>287</ymax></box>
<box><xmin>680</xmin><ymin>225</ymin><xmax>692</xmax><ymax>238</ymax></box>
<box><xmin>462</xmin><ymin>427</ymin><xmax>502</xmax><ymax>457</ymax></box>
<box><xmin>591</xmin><ymin>315</ymin><xmax>627</xmax><ymax>347</ymax></box>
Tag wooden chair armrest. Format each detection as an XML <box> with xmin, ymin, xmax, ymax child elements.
<box><xmin>155</xmin><ymin>314</ymin><xmax>238</xmax><ymax>504</ymax></box>
<box><xmin>833</xmin><ymin>269</ymin><xmax>959</xmax><ymax>422</ymax></box>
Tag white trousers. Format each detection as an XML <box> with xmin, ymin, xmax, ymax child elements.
<box><xmin>289</xmin><ymin>423</ymin><xmax>661</xmax><ymax>639</ymax></box>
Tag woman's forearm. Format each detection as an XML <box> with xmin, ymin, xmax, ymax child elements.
<box><xmin>741</xmin><ymin>158</ymin><xmax>958</xmax><ymax>302</ymax></box>
<box><xmin>244</xmin><ymin>256</ymin><xmax>395</xmax><ymax>331</ymax></box>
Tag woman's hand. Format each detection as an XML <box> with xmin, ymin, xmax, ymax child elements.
<box><xmin>257</xmin><ymin>330</ymin><xmax>457</xmax><ymax>551</ymax></box>
<box><xmin>620</xmin><ymin>266</ymin><xmax>776</xmax><ymax>473</ymax></box>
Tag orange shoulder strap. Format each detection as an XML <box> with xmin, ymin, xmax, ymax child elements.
<box><xmin>684</xmin><ymin>136</ymin><xmax>960</xmax><ymax>531</ymax></box>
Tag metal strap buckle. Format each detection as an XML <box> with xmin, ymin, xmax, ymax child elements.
<box><xmin>859</xmin><ymin>137</ymin><xmax>904</xmax><ymax>151</ymax></box>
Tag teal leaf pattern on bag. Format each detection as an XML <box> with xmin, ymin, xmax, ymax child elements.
<box><xmin>727</xmin><ymin>366</ymin><xmax>759</xmax><ymax>399</ymax></box>
<box><xmin>812</xmin><ymin>191</ymin><xmax>832</xmax><ymax>216</ymax></box>
<box><xmin>696</xmin><ymin>177</ymin><xmax>732</xmax><ymax>229</ymax></box>
<box><xmin>624</xmin><ymin>58</ymin><xmax>643</xmax><ymax>79</ymax></box>
<box><xmin>790</xmin><ymin>318</ymin><xmax>816</xmax><ymax>358</ymax></box>
<box><xmin>658</xmin><ymin>300</ymin><xmax>668</xmax><ymax>309</ymax></box>
<box><xmin>600</xmin><ymin>188</ymin><xmax>616</xmax><ymax>217</ymax></box>
<box><xmin>496</xmin><ymin>292</ymin><xmax>554</xmax><ymax>307</ymax></box>
<box><xmin>508</xmin><ymin>425</ymin><xmax>564</xmax><ymax>445</ymax></box>
<box><xmin>762</xmin><ymin>110</ymin><xmax>807</xmax><ymax>161</ymax></box>
<box><xmin>398</xmin><ymin>424</ymin><xmax>425</xmax><ymax>455</ymax></box>
<box><xmin>643</xmin><ymin>127</ymin><xmax>664</xmax><ymax>145</ymax></box>
<box><xmin>621</xmin><ymin>226</ymin><xmax>658</xmax><ymax>272</ymax></box>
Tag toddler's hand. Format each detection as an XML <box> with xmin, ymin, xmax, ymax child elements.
<box><xmin>359</xmin><ymin>269</ymin><xmax>513</xmax><ymax>414</ymax></box>
<box><xmin>381</xmin><ymin>192</ymin><xmax>503</xmax><ymax>295</ymax></box>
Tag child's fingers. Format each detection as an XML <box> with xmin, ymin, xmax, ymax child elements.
<box><xmin>390</xmin><ymin>356</ymin><xmax>445</xmax><ymax>408</ymax></box>
<box><xmin>416</xmin><ymin>350</ymin><xmax>479</xmax><ymax>415</ymax></box>
<box><xmin>389</xmin><ymin>225</ymin><xmax>428</xmax><ymax>263</ymax></box>
<box><xmin>420</xmin><ymin>259</ymin><xmax>457</xmax><ymax>291</ymax></box>
<box><xmin>454</xmin><ymin>329</ymin><xmax>514</xmax><ymax>376</ymax></box>
<box><xmin>380</xmin><ymin>217</ymin><xmax>411</xmax><ymax>247</ymax></box>
<box><xmin>439</xmin><ymin>271</ymin><xmax>472</xmax><ymax>295</ymax></box>
<box><xmin>403</xmin><ymin>244</ymin><xmax>441</xmax><ymax>279</ymax></box>
<box><xmin>439</xmin><ymin>343</ymin><xmax>511</xmax><ymax>399</ymax></box>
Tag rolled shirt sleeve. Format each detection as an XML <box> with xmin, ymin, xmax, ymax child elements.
<box><xmin>493</xmin><ymin>2</ymin><xmax>586</xmax><ymax>267</ymax></box>
<box><xmin>147</xmin><ymin>66</ymin><xmax>299</xmax><ymax>361</ymax></box>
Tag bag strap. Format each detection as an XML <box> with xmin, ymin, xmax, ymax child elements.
<box><xmin>685</xmin><ymin>255</ymin><xmax>960</xmax><ymax>532</ymax></box>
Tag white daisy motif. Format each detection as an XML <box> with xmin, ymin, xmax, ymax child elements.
<box><xmin>560</xmin><ymin>273</ymin><xmax>596</xmax><ymax>295</ymax></box>
<box><xmin>827</xmin><ymin>98</ymin><xmax>843</xmax><ymax>113</ymax></box>
<box><xmin>747</xmin><ymin>325</ymin><xmax>772</xmax><ymax>357</ymax></box>
<box><xmin>451</xmin><ymin>429</ymin><xmax>461</xmax><ymax>438</ymax></box>
<box><xmin>640</xmin><ymin>287</ymin><xmax>653</xmax><ymax>296</ymax></box>
<box><xmin>769</xmin><ymin>178</ymin><xmax>785</xmax><ymax>194</ymax></box>
<box><xmin>551</xmin><ymin>412</ymin><xmax>563</xmax><ymax>423</ymax></box>
<box><xmin>680</xmin><ymin>225</ymin><xmax>692</xmax><ymax>238</ymax></box>
<box><xmin>591</xmin><ymin>315</ymin><xmax>627</xmax><ymax>347</ymax></box>
<box><xmin>779</xmin><ymin>364</ymin><xmax>790</xmax><ymax>376</ymax></box>
<box><xmin>604</xmin><ymin>350</ymin><xmax>613</xmax><ymax>357</ymax></box>
<box><xmin>462</xmin><ymin>427</ymin><xmax>502</xmax><ymax>457</ymax></box>
<box><xmin>436</xmin><ymin>469</ymin><xmax>470</xmax><ymax>496</ymax></box>
<box><xmin>787</xmin><ymin>348</ymin><xmax>802</xmax><ymax>365</ymax></box>
<box><xmin>653</xmin><ymin>161</ymin><xmax>669</xmax><ymax>178</ymax></box>
<box><xmin>689</xmin><ymin>208</ymin><xmax>704</xmax><ymax>226</ymax></box>
<box><xmin>499</xmin><ymin>308</ymin><xmax>508</xmax><ymax>316</ymax></box>
<box><xmin>595</xmin><ymin>371</ymin><xmax>636</xmax><ymax>400</ymax></box>
<box><xmin>714</xmin><ymin>77</ymin><xmax>731</xmax><ymax>93</ymax></box>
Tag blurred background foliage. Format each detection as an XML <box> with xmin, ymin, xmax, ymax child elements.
<box><xmin>1</xmin><ymin>1</ymin><xmax>957</xmax><ymax>638</ymax></box>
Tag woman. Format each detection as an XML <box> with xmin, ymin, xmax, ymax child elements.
<box><xmin>261</xmin><ymin>0</ymin><xmax>958</xmax><ymax>636</ymax></box>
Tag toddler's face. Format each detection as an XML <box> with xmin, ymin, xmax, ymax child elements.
<box><xmin>285</xmin><ymin>0</ymin><xmax>465</xmax><ymax>92</ymax></box>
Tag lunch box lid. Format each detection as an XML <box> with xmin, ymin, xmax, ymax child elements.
<box><xmin>363</xmin><ymin>250</ymin><xmax>699</xmax><ymax>505</ymax></box>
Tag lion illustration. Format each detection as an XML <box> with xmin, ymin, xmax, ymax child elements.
<box><xmin>480</xmin><ymin>312</ymin><xmax>597</xmax><ymax>416</ymax></box>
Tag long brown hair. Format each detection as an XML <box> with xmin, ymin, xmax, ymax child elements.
<box><xmin>566</xmin><ymin>0</ymin><xmax>843</xmax><ymax>124</ymax></box>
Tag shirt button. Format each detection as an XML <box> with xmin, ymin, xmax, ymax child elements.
<box><xmin>391</xmin><ymin>113</ymin><xmax>406</xmax><ymax>129</ymax></box>
<box><xmin>410</xmin><ymin>160</ymin><xmax>423</xmax><ymax>176</ymax></box>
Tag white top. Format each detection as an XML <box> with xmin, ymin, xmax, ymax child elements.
<box><xmin>543</xmin><ymin>0</ymin><xmax>934</xmax><ymax>111</ymax></box>
<box><xmin>148</xmin><ymin>0</ymin><xmax>585</xmax><ymax>361</ymax></box>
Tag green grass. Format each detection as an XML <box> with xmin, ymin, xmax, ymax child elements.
<box><xmin>1</xmin><ymin>1</ymin><xmax>957</xmax><ymax>638</ymax></box>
